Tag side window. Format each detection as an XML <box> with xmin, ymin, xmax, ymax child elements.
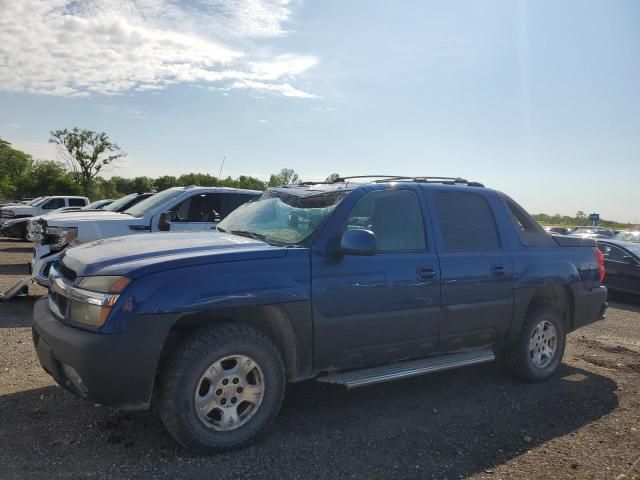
<box><xmin>170</xmin><ymin>194</ymin><xmax>220</xmax><ymax>222</ymax></box>
<box><xmin>42</xmin><ymin>198</ymin><xmax>66</xmax><ymax>210</ymax></box>
<box><xmin>502</xmin><ymin>195</ymin><xmax>555</xmax><ymax>247</ymax></box>
<box><xmin>218</xmin><ymin>194</ymin><xmax>256</xmax><ymax>219</ymax></box>
<box><xmin>600</xmin><ymin>244</ymin><xmax>627</xmax><ymax>262</ymax></box>
<box><xmin>68</xmin><ymin>198</ymin><xmax>86</xmax><ymax>207</ymax></box>
<box><xmin>434</xmin><ymin>192</ymin><xmax>500</xmax><ymax>250</ymax></box>
<box><xmin>345</xmin><ymin>190</ymin><xmax>426</xmax><ymax>252</ymax></box>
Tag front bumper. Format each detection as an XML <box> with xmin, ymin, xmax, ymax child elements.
<box><xmin>32</xmin><ymin>245</ymin><xmax>60</xmax><ymax>287</ymax></box>
<box><xmin>32</xmin><ymin>297</ymin><xmax>178</xmax><ymax>409</ymax></box>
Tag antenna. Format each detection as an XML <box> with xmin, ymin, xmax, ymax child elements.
<box><xmin>218</xmin><ymin>155</ymin><xmax>226</xmax><ymax>178</ymax></box>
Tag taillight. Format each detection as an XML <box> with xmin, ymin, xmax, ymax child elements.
<box><xmin>594</xmin><ymin>247</ymin><xmax>605</xmax><ymax>283</ymax></box>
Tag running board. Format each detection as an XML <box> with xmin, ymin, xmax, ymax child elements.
<box><xmin>0</xmin><ymin>276</ymin><xmax>32</xmax><ymax>301</ymax></box>
<box><xmin>317</xmin><ymin>350</ymin><xmax>495</xmax><ymax>388</ymax></box>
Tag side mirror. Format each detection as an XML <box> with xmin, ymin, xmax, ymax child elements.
<box><xmin>158</xmin><ymin>211</ymin><xmax>171</xmax><ymax>231</ymax></box>
<box><xmin>623</xmin><ymin>255</ymin><xmax>638</xmax><ymax>265</ymax></box>
<box><xmin>339</xmin><ymin>229</ymin><xmax>377</xmax><ymax>256</ymax></box>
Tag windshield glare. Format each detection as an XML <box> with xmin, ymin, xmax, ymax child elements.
<box><xmin>614</xmin><ymin>232</ymin><xmax>640</xmax><ymax>243</ymax></box>
<box><xmin>217</xmin><ymin>191</ymin><xmax>347</xmax><ymax>245</ymax></box>
<box><xmin>103</xmin><ymin>193</ymin><xmax>137</xmax><ymax>212</ymax></box>
<box><xmin>124</xmin><ymin>189</ymin><xmax>183</xmax><ymax>217</ymax></box>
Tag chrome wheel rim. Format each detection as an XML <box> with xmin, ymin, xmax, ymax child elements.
<box><xmin>194</xmin><ymin>354</ymin><xmax>265</xmax><ymax>431</ymax></box>
<box><xmin>529</xmin><ymin>320</ymin><xmax>557</xmax><ymax>368</ymax></box>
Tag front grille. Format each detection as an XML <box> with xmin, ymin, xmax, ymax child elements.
<box><xmin>33</xmin><ymin>223</ymin><xmax>44</xmax><ymax>246</ymax></box>
<box><xmin>49</xmin><ymin>289</ymin><xmax>69</xmax><ymax>318</ymax></box>
<box><xmin>0</xmin><ymin>210</ymin><xmax>12</xmax><ymax>218</ymax></box>
<box><xmin>59</xmin><ymin>263</ymin><xmax>77</xmax><ymax>282</ymax></box>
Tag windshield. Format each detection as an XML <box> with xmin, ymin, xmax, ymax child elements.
<box><xmin>29</xmin><ymin>197</ymin><xmax>45</xmax><ymax>206</ymax></box>
<box><xmin>103</xmin><ymin>194</ymin><xmax>137</xmax><ymax>212</ymax></box>
<box><xmin>614</xmin><ymin>231</ymin><xmax>640</xmax><ymax>243</ymax></box>
<box><xmin>217</xmin><ymin>190</ymin><xmax>347</xmax><ymax>245</ymax></box>
<box><xmin>124</xmin><ymin>189</ymin><xmax>183</xmax><ymax>217</ymax></box>
<box><xmin>83</xmin><ymin>200</ymin><xmax>109</xmax><ymax>209</ymax></box>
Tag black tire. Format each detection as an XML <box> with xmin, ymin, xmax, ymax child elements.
<box><xmin>157</xmin><ymin>323</ymin><xmax>285</xmax><ymax>454</ymax></box>
<box><xmin>507</xmin><ymin>307</ymin><xmax>566</xmax><ymax>382</ymax></box>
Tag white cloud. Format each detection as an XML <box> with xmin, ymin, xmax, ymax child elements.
<box><xmin>0</xmin><ymin>0</ymin><xmax>317</xmax><ymax>98</ymax></box>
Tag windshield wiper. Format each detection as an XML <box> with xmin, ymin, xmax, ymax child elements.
<box><xmin>216</xmin><ymin>226</ymin><xmax>226</xmax><ymax>232</ymax></box>
<box><xmin>229</xmin><ymin>230</ymin><xmax>267</xmax><ymax>241</ymax></box>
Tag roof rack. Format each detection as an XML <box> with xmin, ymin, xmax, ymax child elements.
<box><xmin>331</xmin><ymin>175</ymin><xmax>484</xmax><ymax>187</ymax></box>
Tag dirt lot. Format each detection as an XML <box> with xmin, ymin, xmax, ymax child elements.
<box><xmin>0</xmin><ymin>238</ymin><xmax>639</xmax><ymax>480</ymax></box>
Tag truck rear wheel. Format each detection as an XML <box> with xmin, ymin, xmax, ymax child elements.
<box><xmin>157</xmin><ymin>323</ymin><xmax>285</xmax><ymax>453</ymax></box>
<box><xmin>508</xmin><ymin>307</ymin><xmax>566</xmax><ymax>382</ymax></box>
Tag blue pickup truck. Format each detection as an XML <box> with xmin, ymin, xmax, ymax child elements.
<box><xmin>32</xmin><ymin>176</ymin><xmax>607</xmax><ymax>453</ymax></box>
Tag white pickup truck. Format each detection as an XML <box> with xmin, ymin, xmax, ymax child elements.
<box><xmin>8</xmin><ymin>186</ymin><xmax>259</xmax><ymax>296</ymax></box>
<box><xmin>0</xmin><ymin>196</ymin><xmax>90</xmax><ymax>225</ymax></box>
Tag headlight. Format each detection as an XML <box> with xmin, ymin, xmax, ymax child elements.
<box><xmin>78</xmin><ymin>276</ymin><xmax>131</xmax><ymax>293</ymax></box>
<box><xmin>52</xmin><ymin>274</ymin><xmax>131</xmax><ymax>328</ymax></box>
<box><xmin>46</xmin><ymin>226</ymin><xmax>78</xmax><ymax>250</ymax></box>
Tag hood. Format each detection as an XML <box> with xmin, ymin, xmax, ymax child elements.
<box><xmin>61</xmin><ymin>231</ymin><xmax>287</xmax><ymax>278</ymax></box>
<box><xmin>43</xmin><ymin>211</ymin><xmax>135</xmax><ymax>224</ymax></box>
<box><xmin>3</xmin><ymin>205</ymin><xmax>33</xmax><ymax>213</ymax></box>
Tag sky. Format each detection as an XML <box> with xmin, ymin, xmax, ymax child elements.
<box><xmin>0</xmin><ymin>0</ymin><xmax>639</xmax><ymax>222</ymax></box>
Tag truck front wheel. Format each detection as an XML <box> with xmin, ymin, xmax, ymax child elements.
<box><xmin>157</xmin><ymin>323</ymin><xmax>285</xmax><ymax>453</ymax></box>
<box><xmin>508</xmin><ymin>307</ymin><xmax>566</xmax><ymax>382</ymax></box>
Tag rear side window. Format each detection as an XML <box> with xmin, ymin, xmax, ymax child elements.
<box><xmin>434</xmin><ymin>192</ymin><xmax>500</xmax><ymax>250</ymax></box>
<box><xmin>42</xmin><ymin>198</ymin><xmax>66</xmax><ymax>210</ymax></box>
<box><xmin>501</xmin><ymin>194</ymin><xmax>556</xmax><ymax>247</ymax></box>
<box><xmin>68</xmin><ymin>198</ymin><xmax>87</xmax><ymax>207</ymax></box>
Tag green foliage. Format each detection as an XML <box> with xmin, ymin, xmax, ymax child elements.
<box><xmin>532</xmin><ymin>213</ymin><xmax>636</xmax><ymax>231</ymax></box>
<box><xmin>325</xmin><ymin>173</ymin><xmax>341</xmax><ymax>183</ymax></box>
<box><xmin>268</xmin><ymin>168</ymin><xmax>300</xmax><ymax>187</ymax></box>
<box><xmin>0</xmin><ymin>138</ymin><xmax>33</xmax><ymax>198</ymax></box>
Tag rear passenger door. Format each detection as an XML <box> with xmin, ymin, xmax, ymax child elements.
<box><xmin>427</xmin><ymin>189</ymin><xmax>514</xmax><ymax>352</ymax></box>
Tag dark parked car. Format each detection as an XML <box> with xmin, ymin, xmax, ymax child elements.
<box><xmin>32</xmin><ymin>176</ymin><xmax>607</xmax><ymax>453</ymax></box>
<box><xmin>597</xmin><ymin>240</ymin><xmax>640</xmax><ymax>295</ymax></box>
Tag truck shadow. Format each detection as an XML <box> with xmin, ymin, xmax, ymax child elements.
<box><xmin>0</xmin><ymin>295</ymin><xmax>39</xmax><ymax>327</ymax></box>
<box><xmin>0</xmin><ymin>263</ymin><xmax>29</xmax><ymax>275</ymax></box>
<box><xmin>0</xmin><ymin>363</ymin><xmax>619</xmax><ymax>479</ymax></box>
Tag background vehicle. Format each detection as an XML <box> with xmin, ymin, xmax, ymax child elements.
<box><xmin>0</xmin><ymin>196</ymin><xmax>89</xmax><ymax>226</ymax></box>
<box><xmin>570</xmin><ymin>227</ymin><xmax>614</xmax><ymax>239</ymax></box>
<box><xmin>28</xmin><ymin>186</ymin><xmax>259</xmax><ymax>287</ymax></box>
<box><xmin>597</xmin><ymin>240</ymin><xmax>640</xmax><ymax>295</ymax></box>
<box><xmin>1</xmin><ymin>199</ymin><xmax>115</xmax><ymax>240</ymax></box>
<box><xmin>544</xmin><ymin>226</ymin><xmax>570</xmax><ymax>235</ymax></box>
<box><xmin>31</xmin><ymin>176</ymin><xmax>607</xmax><ymax>453</ymax></box>
<box><xmin>613</xmin><ymin>231</ymin><xmax>640</xmax><ymax>243</ymax></box>
<box><xmin>25</xmin><ymin>193</ymin><xmax>154</xmax><ymax>242</ymax></box>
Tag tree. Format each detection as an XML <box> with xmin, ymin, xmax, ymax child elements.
<box><xmin>576</xmin><ymin>211</ymin><xmax>586</xmax><ymax>222</ymax></box>
<box><xmin>155</xmin><ymin>175</ymin><xmax>178</xmax><ymax>192</ymax></box>
<box><xmin>268</xmin><ymin>168</ymin><xmax>300</xmax><ymax>187</ymax></box>
<box><xmin>0</xmin><ymin>138</ymin><xmax>33</xmax><ymax>198</ymax></box>
<box><xmin>325</xmin><ymin>173</ymin><xmax>340</xmax><ymax>183</ymax></box>
<box><xmin>49</xmin><ymin>128</ymin><xmax>126</xmax><ymax>196</ymax></box>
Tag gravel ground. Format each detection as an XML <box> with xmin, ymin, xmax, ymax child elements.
<box><xmin>0</xmin><ymin>238</ymin><xmax>639</xmax><ymax>480</ymax></box>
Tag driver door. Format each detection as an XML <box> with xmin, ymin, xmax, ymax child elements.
<box><xmin>311</xmin><ymin>188</ymin><xmax>441</xmax><ymax>371</ymax></box>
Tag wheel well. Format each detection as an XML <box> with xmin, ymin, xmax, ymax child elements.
<box><xmin>525</xmin><ymin>285</ymin><xmax>574</xmax><ymax>329</ymax></box>
<box><xmin>158</xmin><ymin>305</ymin><xmax>300</xmax><ymax>381</ymax></box>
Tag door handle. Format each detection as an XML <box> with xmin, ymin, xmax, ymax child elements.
<box><xmin>417</xmin><ymin>266</ymin><xmax>438</xmax><ymax>281</ymax></box>
<box><xmin>492</xmin><ymin>264</ymin><xmax>507</xmax><ymax>277</ymax></box>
